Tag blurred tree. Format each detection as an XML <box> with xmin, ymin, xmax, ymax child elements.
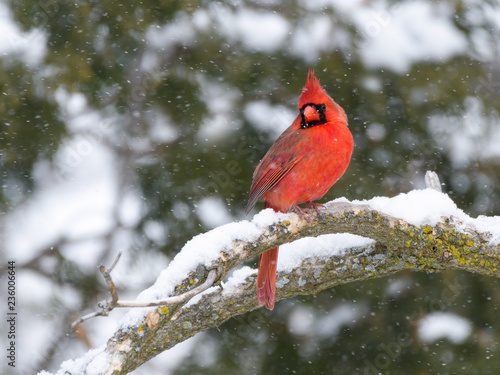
<box><xmin>1</xmin><ymin>0</ymin><xmax>500</xmax><ymax>374</ymax></box>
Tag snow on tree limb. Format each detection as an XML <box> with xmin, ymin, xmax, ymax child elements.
<box><xmin>42</xmin><ymin>189</ymin><xmax>500</xmax><ymax>375</ymax></box>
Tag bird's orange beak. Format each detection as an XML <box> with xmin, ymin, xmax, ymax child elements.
<box><xmin>303</xmin><ymin>105</ymin><xmax>320</xmax><ymax>123</ymax></box>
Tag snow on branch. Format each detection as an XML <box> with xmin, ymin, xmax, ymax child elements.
<box><xmin>43</xmin><ymin>184</ymin><xmax>500</xmax><ymax>375</ymax></box>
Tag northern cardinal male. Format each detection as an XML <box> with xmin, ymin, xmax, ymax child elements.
<box><xmin>245</xmin><ymin>70</ymin><xmax>353</xmax><ymax>310</ymax></box>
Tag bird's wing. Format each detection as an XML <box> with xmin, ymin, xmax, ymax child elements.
<box><xmin>245</xmin><ymin>152</ymin><xmax>303</xmax><ymax>215</ymax></box>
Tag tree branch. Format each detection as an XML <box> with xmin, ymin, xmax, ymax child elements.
<box><xmin>48</xmin><ymin>191</ymin><xmax>500</xmax><ymax>375</ymax></box>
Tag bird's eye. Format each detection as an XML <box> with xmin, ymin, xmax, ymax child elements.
<box><xmin>320</xmin><ymin>104</ymin><xmax>326</xmax><ymax>111</ymax></box>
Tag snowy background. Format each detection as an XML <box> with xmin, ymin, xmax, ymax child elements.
<box><xmin>1</xmin><ymin>0</ymin><xmax>500</xmax><ymax>374</ymax></box>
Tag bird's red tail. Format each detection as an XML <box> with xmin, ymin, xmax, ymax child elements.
<box><xmin>257</xmin><ymin>246</ymin><xmax>279</xmax><ymax>310</ymax></box>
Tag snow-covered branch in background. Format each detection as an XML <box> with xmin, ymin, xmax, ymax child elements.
<box><xmin>41</xmin><ymin>179</ymin><xmax>500</xmax><ymax>375</ymax></box>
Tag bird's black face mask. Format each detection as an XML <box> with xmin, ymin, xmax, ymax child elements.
<box><xmin>300</xmin><ymin>103</ymin><xmax>327</xmax><ymax>129</ymax></box>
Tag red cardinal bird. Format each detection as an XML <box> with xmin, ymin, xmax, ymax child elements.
<box><xmin>245</xmin><ymin>70</ymin><xmax>353</xmax><ymax>310</ymax></box>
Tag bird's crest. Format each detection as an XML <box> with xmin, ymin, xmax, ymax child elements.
<box><xmin>298</xmin><ymin>70</ymin><xmax>329</xmax><ymax>108</ymax></box>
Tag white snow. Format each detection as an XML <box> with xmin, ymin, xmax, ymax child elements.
<box><xmin>183</xmin><ymin>266</ymin><xmax>256</xmax><ymax>308</ymax></box>
<box><xmin>0</xmin><ymin>3</ymin><xmax>47</xmax><ymax>66</ymax></box>
<box><xmin>183</xmin><ymin>286</ymin><xmax>220</xmax><ymax>308</ymax></box>
<box><xmin>143</xmin><ymin>220</ymin><xmax>169</xmax><ymax>245</ymax></box>
<box><xmin>196</xmin><ymin>76</ymin><xmax>242</xmax><ymax>142</ymax></box>
<box><xmin>244</xmin><ymin>100</ymin><xmax>296</xmax><ymax>139</ymax></box>
<box><xmin>130</xmin><ymin>333</ymin><xmax>207</xmax><ymax>374</ymax></box>
<box><xmin>385</xmin><ymin>277</ymin><xmax>413</xmax><ymax>298</ymax></box>
<box><xmin>298</xmin><ymin>0</ymin><xmax>468</xmax><ymax>73</ymax></box>
<box><xmin>355</xmin><ymin>1</ymin><xmax>468</xmax><ymax>73</ymax></box>
<box><xmin>418</xmin><ymin>312</ymin><xmax>472</xmax><ymax>344</ymax></box>
<box><xmin>38</xmin><ymin>335</ymin><xmax>209</xmax><ymax>375</ymax></box>
<box><xmin>287</xmin><ymin>302</ymin><xmax>365</xmax><ymax>340</ymax></box>
<box><xmin>251</xmin><ymin>207</ymin><xmax>291</xmax><ymax>227</ymax></box>
<box><xmin>196</xmin><ymin>197</ymin><xmax>233</xmax><ymax>228</ymax></box>
<box><xmin>365</xmin><ymin>122</ymin><xmax>387</xmax><ymax>142</ymax></box>
<box><xmin>290</xmin><ymin>14</ymin><xmax>349</xmax><ymax>63</ymax></box>
<box><xmin>287</xmin><ymin>305</ymin><xmax>315</xmax><ymax>336</ymax></box>
<box><xmin>118</xmin><ymin>212</ymin><xmax>277</xmax><ymax>327</ymax></box>
<box><xmin>221</xmin><ymin>266</ymin><xmax>256</xmax><ymax>294</ymax></box>
<box><xmin>472</xmin><ymin>215</ymin><xmax>500</xmax><ymax>245</ymax></box>
<box><xmin>5</xmin><ymin>144</ymin><xmax>117</xmax><ymax>263</ymax></box>
<box><xmin>361</xmin><ymin>189</ymin><xmax>466</xmax><ymax>227</ymax></box>
<box><xmin>214</xmin><ymin>8</ymin><xmax>289</xmax><ymax>52</ymax></box>
<box><xmin>146</xmin><ymin>13</ymin><xmax>196</xmax><ymax>50</ymax></box>
<box><xmin>30</xmin><ymin>185</ymin><xmax>500</xmax><ymax>374</ymax></box>
<box><xmin>54</xmin><ymin>88</ymin><xmax>106</xmax><ymax>134</ymax></box>
<box><xmin>428</xmin><ymin>97</ymin><xmax>500</xmax><ymax>168</ymax></box>
<box><xmin>37</xmin><ymin>346</ymin><xmax>109</xmax><ymax>375</ymax></box>
<box><xmin>279</xmin><ymin>233</ymin><xmax>374</xmax><ymax>273</ymax></box>
<box><xmin>357</xmin><ymin>189</ymin><xmax>500</xmax><ymax>245</ymax></box>
<box><xmin>120</xmin><ymin>187</ymin><xmax>500</xmax><ymax>328</ymax></box>
<box><xmin>316</xmin><ymin>303</ymin><xmax>366</xmax><ymax>340</ymax></box>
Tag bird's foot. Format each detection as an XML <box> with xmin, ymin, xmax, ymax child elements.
<box><xmin>291</xmin><ymin>203</ymin><xmax>325</xmax><ymax>223</ymax></box>
<box><xmin>305</xmin><ymin>202</ymin><xmax>325</xmax><ymax>215</ymax></box>
<box><xmin>290</xmin><ymin>204</ymin><xmax>312</xmax><ymax>223</ymax></box>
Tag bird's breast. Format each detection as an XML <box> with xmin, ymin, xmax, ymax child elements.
<box><xmin>263</xmin><ymin>123</ymin><xmax>353</xmax><ymax>210</ymax></box>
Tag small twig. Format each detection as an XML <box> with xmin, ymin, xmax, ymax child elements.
<box><xmin>114</xmin><ymin>268</ymin><xmax>219</xmax><ymax>308</ymax></box>
<box><xmin>99</xmin><ymin>252</ymin><xmax>122</xmax><ymax>309</ymax></box>
<box><xmin>71</xmin><ymin>311</ymin><xmax>105</xmax><ymax>329</ymax></box>
<box><xmin>71</xmin><ymin>251</ymin><xmax>220</xmax><ymax>328</ymax></box>
<box><xmin>425</xmin><ymin>170</ymin><xmax>442</xmax><ymax>192</ymax></box>
<box><xmin>107</xmin><ymin>251</ymin><xmax>122</xmax><ymax>272</ymax></box>
<box><xmin>71</xmin><ymin>253</ymin><xmax>123</xmax><ymax>329</ymax></box>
